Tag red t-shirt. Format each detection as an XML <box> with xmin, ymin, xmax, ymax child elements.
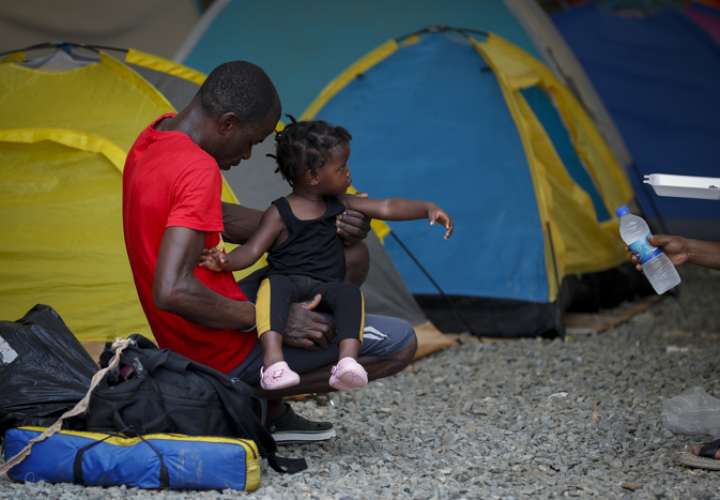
<box><xmin>122</xmin><ymin>113</ymin><xmax>256</xmax><ymax>373</ymax></box>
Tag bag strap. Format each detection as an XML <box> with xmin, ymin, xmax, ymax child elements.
<box><xmin>266</xmin><ymin>453</ymin><xmax>309</xmax><ymax>474</ymax></box>
<box><xmin>73</xmin><ymin>434</ymin><xmax>111</xmax><ymax>484</ymax></box>
<box><xmin>110</xmin><ymin>402</ymin><xmax>169</xmax><ymax>437</ymax></box>
<box><xmin>202</xmin><ymin>374</ymin><xmax>307</xmax><ymax>474</ymax></box>
<box><xmin>0</xmin><ymin>338</ymin><xmax>131</xmax><ymax>476</ymax></box>
<box><xmin>136</xmin><ymin>434</ymin><xmax>170</xmax><ymax>488</ymax></box>
<box><xmin>73</xmin><ymin>433</ymin><xmax>169</xmax><ymax>488</ymax></box>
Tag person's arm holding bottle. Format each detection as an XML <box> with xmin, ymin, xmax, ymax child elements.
<box><xmin>629</xmin><ymin>235</ymin><xmax>720</xmax><ymax>271</ymax></box>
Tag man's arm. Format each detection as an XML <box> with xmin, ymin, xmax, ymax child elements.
<box><xmin>153</xmin><ymin>226</ymin><xmax>256</xmax><ymax>329</ymax></box>
<box><xmin>648</xmin><ymin>235</ymin><xmax>720</xmax><ymax>270</ymax></box>
<box><xmin>221</xmin><ymin>202</ymin><xmax>263</xmax><ymax>244</ymax></box>
<box><xmin>686</xmin><ymin>239</ymin><xmax>720</xmax><ymax>269</ymax></box>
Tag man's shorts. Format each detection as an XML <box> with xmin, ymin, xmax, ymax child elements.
<box><xmin>229</xmin><ymin>269</ymin><xmax>416</xmax><ymax>385</ymax></box>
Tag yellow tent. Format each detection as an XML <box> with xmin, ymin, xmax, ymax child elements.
<box><xmin>0</xmin><ymin>44</ymin><xmax>237</xmax><ymax>342</ymax></box>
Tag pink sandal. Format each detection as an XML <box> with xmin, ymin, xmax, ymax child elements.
<box><xmin>329</xmin><ymin>357</ymin><xmax>368</xmax><ymax>390</ymax></box>
<box><xmin>260</xmin><ymin>361</ymin><xmax>300</xmax><ymax>390</ymax></box>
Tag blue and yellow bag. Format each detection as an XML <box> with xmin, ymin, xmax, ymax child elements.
<box><xmin>3</xmin><ymin>426</ymin><xmax>260</xmax><ymax>491</ymax></box>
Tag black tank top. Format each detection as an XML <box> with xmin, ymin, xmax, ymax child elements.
<box><xmin>267</xmin><ymin>196</ymin><xmax>346</xmax><ymax>282</ymax></box>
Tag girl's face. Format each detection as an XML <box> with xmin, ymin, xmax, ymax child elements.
<box><xmin>314</xmin><ymin>142</ymin><xmax>352</xmax><ymax>195</ymax></box>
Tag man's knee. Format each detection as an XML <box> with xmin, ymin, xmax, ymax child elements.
<box><xmin>374</xmin><ymin>323</ymin><xmax>417</xmax><ymax>378</ymax></box>
<box><xmin>389</xmin><ymin>330</ymin><xmax>417</xmax><ymax>370</ymax></box>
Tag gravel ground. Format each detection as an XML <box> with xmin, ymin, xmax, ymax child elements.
<box><xmin>2</xmin><ymin>266</ymin><xmax>719</xmax><ymax>499</ymax></box>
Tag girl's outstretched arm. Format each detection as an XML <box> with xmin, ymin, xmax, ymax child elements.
<box><xmin>339</xmin><ymin>194</ymin><xmax>453</xmax><ymax>239</ymax></box>
<box><xmin>201</xmin><ymin>205</ymin><xmax>284</xmax><ymax>271</ymax></box>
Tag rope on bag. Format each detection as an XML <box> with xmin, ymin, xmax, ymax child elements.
<box><xmin>0</xmin><ymin>338</ymin><xmax>131</xmax><ymax>476</ymax></box>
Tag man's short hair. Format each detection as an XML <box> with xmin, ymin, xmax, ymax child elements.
<box><xmin>199</xmin><ymin>61</ymin><xmax>280</xmax><ymax>126</ymax></box>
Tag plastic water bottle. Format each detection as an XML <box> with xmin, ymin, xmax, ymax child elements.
<box><xmin>616</xmin><ymin>205</ymin><xmax>681</xmax><ymax>294</ymax></box>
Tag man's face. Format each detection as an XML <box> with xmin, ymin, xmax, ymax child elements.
<box><xmin>215</xmin><ymin>108</ymin><xmax>279</xmax><ymax>171</ymax></box>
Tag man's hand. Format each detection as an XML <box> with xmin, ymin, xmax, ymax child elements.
<box><xmin>284</xmin><ymin>294</ymin><xmax>335</xmax><ymax>350</ymax></box>
<box><xmin>625</xmin><ymin>234</ymin><xmax>690</xmax><ymax>271</ymax></box>
<box><xmin>648</xmin><ymin>234</ymin><xmax>690</xmax><ymax>266</ymax></box>
<box><xmin>337</xmin><ymin>192</ymin><xmax>371</xmax><ymax>246</ymax></box>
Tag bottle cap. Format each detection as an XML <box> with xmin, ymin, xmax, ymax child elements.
<box><xmin>615</xmin><ymin>205</ymin><xmax>630</xmax><ymax>217</ymax></box>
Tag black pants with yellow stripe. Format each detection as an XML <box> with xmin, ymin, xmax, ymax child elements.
<box><xmin>256</xmin><ymin>274</ymin><xmax>364</xmax><ymax>343</ymax></box>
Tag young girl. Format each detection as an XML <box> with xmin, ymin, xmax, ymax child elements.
<box><xmin>200</xmin><ymin>119</ymin><xmax>453</xmax><ymax>391</ymax></box>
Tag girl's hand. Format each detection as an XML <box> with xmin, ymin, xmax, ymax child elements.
<box><xmin>429</xmin><ymin>207</ymin><xmax>454</xmax><ymax>240</ymax></box>
<box><xmin>199</xmin><ymin>247</ymin><xmax>227</xmax><ymax>272</ymax></box>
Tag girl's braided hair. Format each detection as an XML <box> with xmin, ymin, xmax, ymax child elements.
<box><xmin>269</xmin><ymin>116</ymin><xmax>351</xmax><ymax>187</ymax></box>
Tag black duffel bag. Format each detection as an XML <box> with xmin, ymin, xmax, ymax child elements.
<box><xmin>85</xmin><ymin>334</ymin><xmax>305</xmax><ymax>473</ymax></box>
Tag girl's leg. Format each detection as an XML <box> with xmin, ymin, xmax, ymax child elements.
<box><xmin>315</xmin><ymin>282</ymin><xmax>368</xmax><ymax>390</ymax></box>
<box><xmin>257</xmin><ymin>276</ymin><xmax>301</xmax><ymax>390</ymax></box>
<box><xmin>317</xmin><ymin>281</ymin><xmax>365</xmax><ymax>359</ymax></box>
<box><xmin>260</xmin><ymin>330</ymin><xmax>285</xmax><ymax>367</ymax></box>
<box><xmin>338</xmin><ymin>338</ymin><xmax>361</xmax><ymax>360</ymax></box>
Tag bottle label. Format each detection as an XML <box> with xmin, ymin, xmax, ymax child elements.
<box><xmin>628</xmin><ymin>232</ymin><xmax>662</xmax><ymax>264</ymax></box>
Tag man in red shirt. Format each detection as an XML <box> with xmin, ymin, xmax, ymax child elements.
<box><xmin>123</xmin><ymin>61</ymin><xmax>417</xmax><ymax>443</ymax></box>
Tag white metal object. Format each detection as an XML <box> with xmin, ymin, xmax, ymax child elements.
<box><xmin>644</xmin><ymin>173</ymin><xmax>720</xmax><ymax>200</ymax></box>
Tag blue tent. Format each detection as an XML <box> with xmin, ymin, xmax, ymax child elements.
<box><xmin>318</xmin><ymin>32</ymin><xmax>557</xmax><ymax>301</ymax></box>
<box><xmin>302</xmin><ymin>28</ymin><xmax>634</xmax><ymax>335</ymax></box>
<box><xmin>177</xmin><ymin>4</ymin><xmax>638</xmax><ymax>336</ymax></box>
<box><xmin>553</xmin><ymin>2</ymin><xmax>720</xmax><ymax>241</ymax></box>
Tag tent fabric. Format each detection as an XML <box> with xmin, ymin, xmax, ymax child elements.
<box><xmin>179</xmin><ymin>0</ymin><xmax>633</xmax><ymax>170</ymax></box>
<box><xmin>0</xmin><ymin>46</ymin><xmax>237</xmax><ymax>342</ymax></box>
<box><xmin>310</xmin><ymin>31</ymin><xmax>631</xmax><ymax>304</ymax></box>
<box><xmin>503</xmin><ymin>0</ymin><xmax>633</xmax><ymax>169</ymax></box>
<box><xmin>553</xmin><ymin>3</ymin><xmax>720</xmax><ymax>241</ymax></box>
<box><xmin>476</xmin><ymin>35</ymin><xmax>632</xmax><ymax>264</ymax></box>
<box><xmin>685</xmin><ymin>3</ymin><xmax>720</xmax><ymax>43</ymax></box>
<box><xmin>0</xmin><ymin>0</ymin><xmax>200</xmax><ymax>58</ymax></box>
<box><xmin>126</xmin><ymin>48</ymin><xmax>206</xmax><ymax>86</ymax></box>
<box><xmin>178</xmin><ymin>0</ymin><xmax>539</xmax><ymax>118</ymax></box>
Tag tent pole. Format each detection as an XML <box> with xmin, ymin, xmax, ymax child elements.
<box><xmin>388</xmin><ymin>232</ymin><xmax>476</xmax><ymax>335</ymax></box>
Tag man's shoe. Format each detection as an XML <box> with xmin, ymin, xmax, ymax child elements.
<box><xmin>267</xmin><ymin>403</ymin><xmax>336</xmax><ymax>444</ymax></box>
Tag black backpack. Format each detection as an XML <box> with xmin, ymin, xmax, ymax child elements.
<box><xmin>85</xmin><ymin>334</ymin><xmax>305</xmax><ymax>473</ymax></box>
